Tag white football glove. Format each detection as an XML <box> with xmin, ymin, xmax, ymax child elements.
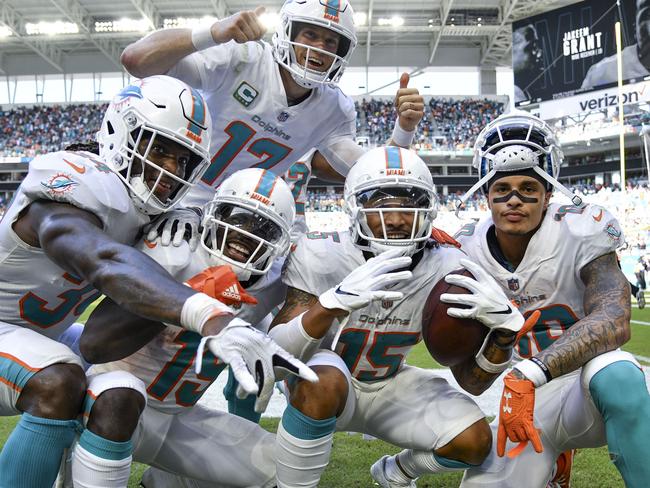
<box><xmin>319</xmin><ymin>248</ymin><xmax>413</xmax><ymax>313</ymax></box>
<box><xmin>145</xmin><ymin>206</ymin><xmax>202</xmax><ymax>251</ymax></box>
<box><xmin>440</xmin><ymin>258</ymin><xmax>524</xmax><ymax>334</ymax></box>
<box><xmin>195</xmin><ymin>318</ymin><xmax>318</xmax><ymax>413</ymax></box>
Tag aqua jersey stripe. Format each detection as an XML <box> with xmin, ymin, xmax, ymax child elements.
<box><xmin>385</xmin><ymin>146</ymin><xmax>403</xmax><ymax>169</ymax></box>
<box><xmin>0</xmin><ymin>356</ymin><xmax>37</xmax><ymax>391</ymax></box>
<box><xmin>254</xmin><ymin>170</ymin><xmax>277</xmax><ymax>198</ymax></box>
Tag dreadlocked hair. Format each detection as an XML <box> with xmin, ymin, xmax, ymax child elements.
<box><xmin>65</xmin><ymin>141</ymin><xmax>100</xmax><ymax>154</ymax></box>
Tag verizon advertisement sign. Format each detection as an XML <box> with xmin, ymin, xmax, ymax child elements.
<box><xmin>538</xmin><ymin>80</ymin><xmax>650</xmax><ymax>119</ymax></box>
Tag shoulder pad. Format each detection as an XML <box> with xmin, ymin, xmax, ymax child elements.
<box><xmin>21</xmin><ymin>151</ymin><xmax>131</xmax><ymax>227</ymax></box>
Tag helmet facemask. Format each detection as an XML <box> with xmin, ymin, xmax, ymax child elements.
<box><xmin>273</xmin><ymin>5</ymin><xmax>357</xmax><ymax>89</ymax></box>
<box><xmin>119</xmin><ymin>125</ymin><xmax>208</xmax><ymax>215</ymax></box>
<box><xmin>201</xmin><ymin>200</ymin><xmax>290</xmax><ymax>281</ymax></box>
<box><xmin>349</xmin><ymin>185</ymin><xmax>437</xmax><ymax>257</ymax></box>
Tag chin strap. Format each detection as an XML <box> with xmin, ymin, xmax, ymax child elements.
<box><xmin>455</xmin><ymin>169</ymin><xmax>496</xmax><ymax>217</ymax></box>
<box><xmin>531</xmin><ymin>166</ymin><xmax>584</xmax><ymax>207</ymax></box>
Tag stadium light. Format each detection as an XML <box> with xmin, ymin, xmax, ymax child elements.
<box><xmin>353</xmin><ymin>12</ymin><xmax>367</xmax><ymax>26</ymax></box>
<box><xmin>95</xmin><ymin>18</ymin><xmax>150</xmax><ymax>33</ymax></box>
<box><xmin>378</xmin><ymin>16</ymin><xmax>404</xmax><ymax>27</ymax></box>
<box><xmin>163</xmin><ymin>16</ymin><xmax>218</xmax><ymax>29</ymax></box>
<box><xmin>0</xmin><ymin>26</ymin><xmax>12</xmax><ymax>38</ymax></box>
<box><xmin>26</xmin><ymin>21</ymin><xmax>79</xmax><ymax>36</ymax></box>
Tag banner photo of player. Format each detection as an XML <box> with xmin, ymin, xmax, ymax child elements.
<box><xmin>513</xmin><ymin>0</ymin><xmax>645</xmax><ymax>107</ymax></box>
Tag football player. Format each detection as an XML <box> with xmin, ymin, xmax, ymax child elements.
<box><xmin>62</xmin><ymin>168</ymin><xmax>303</xmax><ymax>487</ymax></box>
<box><xmin>267</xmin><ymin>146</ymin><xmax>536</xmax><ymax>488</ymax></box>
<box><xmin>448</xmin><ymin>112</ymin><xmax>650</xmax><ymax>488</ymax></box>
<box><xmin>0</xmin><ymin>77</ymin><xmax>312</xmax><ymax>488</ymax></box>
<box><xmin>120</xmin><ymin>0</ymin><xmax>425</xmax><ymax>237</ymax></box>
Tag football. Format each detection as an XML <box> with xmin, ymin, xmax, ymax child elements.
<box><xmin>421</xmin><ymin>269</ymin><xmax>488</xmax><ymax>367</ymax></box>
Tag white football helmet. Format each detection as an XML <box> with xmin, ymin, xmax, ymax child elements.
<box><xmin>97</xmin><ymin>75</ymin><xmax>211</xmax><ymax>215</ymax></box>
<box><xmin>272</xmin><ymin>0</ymin><xmax>357</xmax><ymax>88</ymax></box>
<box><xmin>456</xmin><ymin>111</ymin><xmax>583</xmax><ymax>215</ymax></box>
<box><xmin>201</xmin><ymin>169</ymin><xmax>295</xmax><ymax>280</ymax></box>
<box><xmin>344</xmin><ymin>147</ymin><xmax>437</xmax><ymax>257</ymax></box>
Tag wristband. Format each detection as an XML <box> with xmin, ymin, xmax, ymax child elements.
<box><xmin>268</xmin><ymin>312</ymin><xmax>322</xmax><ymax>360</ymax></box>
<box><xmin>514</xmin><ymin>358</ymin><xmax>551</xmax><ymax>387</ymax></box>
<box><xmin>180</xmin><ymin>291</ymin><xmax>233</xmax><ymax>334</ymax></box>
<box><xmin>191</xmin><ymin>24</ymin><xmax>217</xmax><ymax>51</ymax></box>
<box><xmin>390</xmin><ymin>120</ymin><xmax>416</xmax><ymax>147</ymax></box>
<box><xmin>474</xmin><ymin>330</ymin><xmax>512</xmax><ymax>374</ymax></box>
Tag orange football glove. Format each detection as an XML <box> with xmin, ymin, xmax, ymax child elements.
<box><xmin>430</xmin><ymin>227</ymin><xmax>461</xmax><ymax>248</ymax></box>
<box><xmin>515</xmin><ymin>310</ymin><xmax>540</xmax><ymax>343</ymax></box>
<box><xmin>497</xmin><ymin>371</ymin><xmax>543</xmax><ymax>458</ymax></box>
<box><xmin>186</xmin><ymin>266</ymin><xmax>258</xmax><ymax>307</ymax></box>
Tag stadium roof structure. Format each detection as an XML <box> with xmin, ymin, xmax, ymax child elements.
<box><xmin>0</xmin><ymin>0</ymin><xmax>579</xmax><ymax>77</ymax></box>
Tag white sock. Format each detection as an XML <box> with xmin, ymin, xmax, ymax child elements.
<box><xmin>397</xmin><ymin>449</ymin><xmax>469</xmax><ymax>477</ymax></box>
<box><xmin>275</xmin><ymin>420</ymin><xmax>333</xmax><ymax>488</ymax></box>
<box><xmin>383</xmin><ymin>454</ymin><xmax>416</xmax><ymax>484</ymax></box>
<box><xmin>72</xmin><ymin>445</ymin><xmax>131</xmax><ymax>488</ymax></box>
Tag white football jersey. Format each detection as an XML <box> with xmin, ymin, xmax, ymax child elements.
<box><xmin>581</xmin><ymin>45</ymin><xmax>649</xmax><ymax>89</ymax></box>
<box><xmin>168</xmin><ymin>41</ymin><xmax>356</xmax><ymax>206</ymax></box>
<box><xmin>456</xmin><ymin>202</ymin><xmax>624</xmax><ymax>358</ymax></box>
<box><xmin>282</xmin><ymin>231</ymin><xmax>465</xmax><ymax>381</ymax></box>
<box><xmin>0</xmin><ymin>151</ymin><xmax>148</xmax><ymax>339</ymax></box>
<box><xmin>94</xmin><ymin>237</ymin><xmax>286</xmax><ymax>413</ymax></box>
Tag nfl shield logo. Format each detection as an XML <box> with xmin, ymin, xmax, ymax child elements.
<box><xmin>507</xmin><ymin>278</ymin><xmax>520</xmax><ymax>291</ymax></box>
<box><xmin>381</xmin><ymin>300</ymin><xmax>393</xmax><ymax>309</ymax></box>
<box><xmin>278</xmin><ymin>111</ymin><xmax>290</xmax><ymax>122</ymax></box>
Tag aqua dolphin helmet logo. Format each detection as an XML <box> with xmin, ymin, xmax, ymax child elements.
<box><xmin>116</xmin><ymin>84</ymin><xmax>144</xmax><ymax>101</ymax></box>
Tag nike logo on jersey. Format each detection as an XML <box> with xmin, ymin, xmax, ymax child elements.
<box><xmin>222</xmin><ymin>284</ymin><xmax>241</xmax><ymax>302</ymax></box>
<box><xmin>593</xmin><ymin>209</ymin><xmax>603</xmax><ymax>222</ymax></box>
<box><xmin>143</xmin><ymin>239</ymin><xmax>157</xmax><ymax>249</ymax></box>
<box><xmin>488</xmin><ymin>306</ymin><xmax>513</xmax><ymax>315</ymax></box>
<box><xmin>63</xmin><ymin>159</ymin><xmax>86</xmax><ymax>174</ymax></box>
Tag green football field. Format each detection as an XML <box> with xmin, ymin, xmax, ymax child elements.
<box><xmin>1</xmin><ymin>305</ymin><xmax>648</xmax><ymax>487</ymax></box>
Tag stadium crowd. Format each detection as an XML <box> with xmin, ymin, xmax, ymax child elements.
<box><xmin>356</xmin><ymin>97</ymin><xmax>506</xmax><ymax>150</ymax></box>
<box><xmin>0</xmin><ymin>103</ymin><xmax>106</xmax><ymax>157</ymax></box>
<box><xmin>0</xmin><ymin>98</ymin><xmax>505</xmax><ymax>157</ymax></box>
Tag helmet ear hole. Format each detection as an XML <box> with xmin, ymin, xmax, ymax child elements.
<box><xmin>106</xmin><ymin>121</ymin><xmax>115</xmax><ymax>135</ymax></box>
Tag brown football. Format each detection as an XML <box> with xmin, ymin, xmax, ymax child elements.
<box><xmin>421</xmin><ymin>268</ymin><xmax>488</xmax><ymax>367</ymax></box>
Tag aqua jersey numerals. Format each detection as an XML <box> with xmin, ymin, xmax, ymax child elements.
<box><xmin>305</xmin><ymin>231</ymin><xmax>340</xmax><ymax>242</ymax></box>
<box><xmin>338</xmin><ymin>328</ymin><xmax>420</xmax><ymax>381</ymax></box>
<box><xmin>285</xmin><ymin>162</ymin><xmax>311</xmax><ymax>215</ymax></box>
<box><xmin>201</xmin><ymin>121</ymin><xmax>293</xmax><ymax>185</ymax></box>
<box><xmin>147</xmin><ymin>330</ymin><xmax>226</xmax><ymax>407</ymax></box>
<box><xmin>19</xmin><ymin>273</ymin><xmax>101</xmax><ymax>329</ymax></box>
<box><xmin>517</xmin><ymin>304</ymin><xmax>578</xmax><ymax>357</ymax></box>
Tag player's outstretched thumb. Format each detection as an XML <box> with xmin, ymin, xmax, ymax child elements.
<box><xmin>400</xmin><ymin>72</ymin><xmax>410</xmax><ymax>89</ymax></box>
<box><xmin>254</xmin><ymin>5</ymin><xmax>266</xmax><ymax>16</ymax></box>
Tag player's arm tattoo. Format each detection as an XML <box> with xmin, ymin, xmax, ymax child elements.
<box><xmin>270</xmin><ymin>286</ymin><xmax>319</xmax><ymax>328</ymax></box>
<box><xmin>451</xmin><ymin>332</ymin><xmax>515</xmax><ymax>396</ymax></box>
<box><xmin>535</xmin><ymin>252</ymin><xmax>631</xmax><ymax>378</ymax></box>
